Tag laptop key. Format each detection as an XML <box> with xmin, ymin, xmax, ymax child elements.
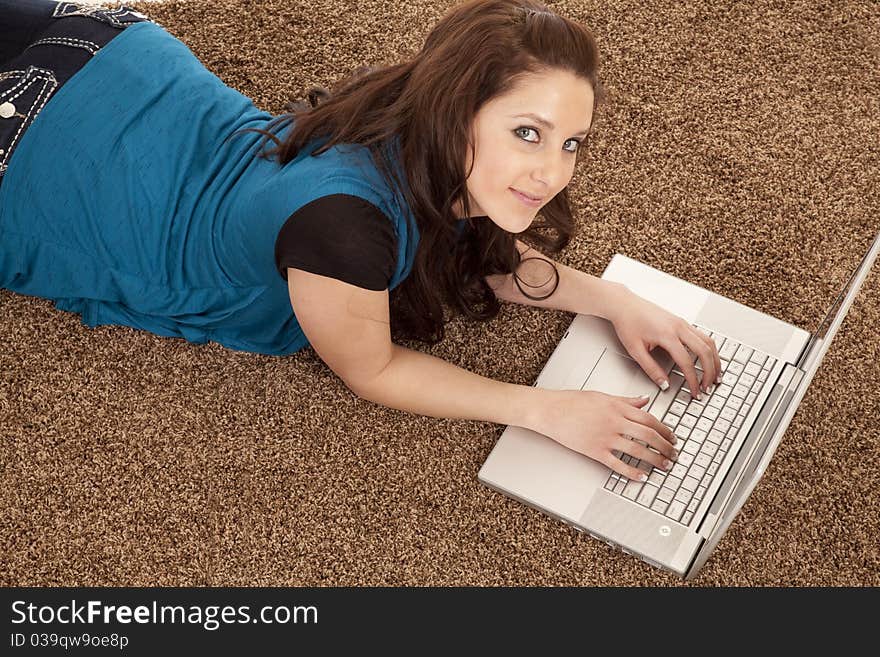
<box><xmin>670</xmin><ymin>401</ymin><xmax>688</xmax><ymax>417</ymax></box>
<box><xmin>690</xmin><ymin>428</ymin><xmax>708</xmax><ymax>444</ymax></box>
<box><xmin>702</xmin><ymin>405</ymin><xmax>720</xmax><ymax>421</ymax></box>
<box><xmin>720</xmin><ymin>406</ymin><xmax>737</xmax><ymax>422</ymax></box>
<box><xmin>734</xmin><ymin>346</ymin><xmax>753</xmax><ymax>364</ymax></box>
<box><xmin>733</xmin><ymin>383</ymin><xmax>750</xmax><ymax>398</ymax></box>
<box><xmin>700</xmin><ymin>441</ymin><xmax>718</xmax><ymax>459</ymax></box>
<box><xmin>707</xmin><ymin>429</ymin><xmax>724</xmax><ymax>445</ymax></box>
<box><xmin>696</xmin><ymin>418</ymin><xmax>713</xmax><ymax>433</ymax></box>
<box><xmin>622</xmin><ymin>480</ymin><xmax>642</xmax><ymax>500</ymax></box>
<box><xmin>637</xmin><ymin>484</ymin><xmax>659</xmax><ymax>506</ymax></box>
<box><xmin>677</xmin><ymin>452</ymin><xmax>695</xmax><ymax>467</ymax></box>
<box><xmin>656</xmin><ymin>486</ymin><xmax>676</xmax><ymax>503</ymax></box>
<box><xmin>719</xmin><ymin>341</ymin><xmax>739</xmax><ymax>360</ymax></box>
<box><xmin>665</xmin><ymin>500</ymin><xmax>686</xmax><ymax>521</ymax></box>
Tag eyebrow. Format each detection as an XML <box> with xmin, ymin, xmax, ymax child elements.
<box><xmin>511</xmin><ymin>113</ymin><xmax>591</xmax><ymax>137</ymax></box>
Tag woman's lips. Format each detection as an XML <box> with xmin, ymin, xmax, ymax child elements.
<box><xmin>511</xmin><ymin>188</ymin><xmax>543</xmax><ymax>207</ymax></box>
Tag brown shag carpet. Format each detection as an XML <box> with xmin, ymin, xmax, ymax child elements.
<box><xmin>1</xmin><ymin>0</ymin><xmax>878</xmax><ymax>587</ymax></box>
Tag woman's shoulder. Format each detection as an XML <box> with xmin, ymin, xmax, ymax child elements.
<box><xmin>280</xmin><ymin>137</ymin><xmax>408</xmax><ymax>220</ymax></box>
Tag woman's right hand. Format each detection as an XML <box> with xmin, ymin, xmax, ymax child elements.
<box><xmin>532</xmin><ymin>389</ymin><xmax>679</xmax><ymax>481</ymax></box>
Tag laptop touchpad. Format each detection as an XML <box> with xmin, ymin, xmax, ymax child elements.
<box><xmin>580</xmin><ymin>349</ymin><xmax>660</xmax><ymax>403</ymax></box>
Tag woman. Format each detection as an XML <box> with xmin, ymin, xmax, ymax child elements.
<box><xmin>0</xmin><ymin>0</ymin><xmax>721</xmax><ymax>482</ymax></box>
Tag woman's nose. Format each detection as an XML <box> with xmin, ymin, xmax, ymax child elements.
<box><xmin>532</xmin><ymin>153</ymin><xmax>566</xmax><ymax>190</ymax></box>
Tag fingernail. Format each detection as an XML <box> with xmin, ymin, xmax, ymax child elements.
<box><xmin>659</xmin><ymin>379</ymin><xmax>669</xmax><ymax>391</ymax></box>
<box><xmin>662</xmin><ymin>459</ymin><xmax>672</xmax><ymax>469</ymax></box>
<box><xmin>638</xmin><ymin>473</ymin><xmax>648</xmax><ymax>482</ymax></box>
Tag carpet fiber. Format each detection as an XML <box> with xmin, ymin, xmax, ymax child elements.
<box><xmin>2</xmin><ymin>0</ymin><xmax>878</xmax><ymax>586</ymax></box>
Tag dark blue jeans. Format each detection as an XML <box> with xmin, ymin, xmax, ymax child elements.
<box><xmin>0</xmin><ymin>1</ymin><xmax>153</xmax><ymax>184</ymax></box>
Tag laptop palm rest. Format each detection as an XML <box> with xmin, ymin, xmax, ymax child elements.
<box><xmin>581</xmin><ymin>348</ymin><xmax>669</xmax><ymax>404</ymax></box>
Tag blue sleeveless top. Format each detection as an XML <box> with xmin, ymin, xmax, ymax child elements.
<box><xmin>0</xmin><ymin>21</ymin><xmax>419</xmax><ymax>356</ymax></box>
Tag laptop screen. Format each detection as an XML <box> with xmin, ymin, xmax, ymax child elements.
<box><xmin>797</xmin><ymin>232</ymin><xmax>880</xmax><ymax>367</ymax></box>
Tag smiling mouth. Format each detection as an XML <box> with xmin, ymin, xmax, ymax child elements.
<box><xmin>512</xmin><ymin>188</ymin><xmax>543</xmax><ymax>201</ymax></box>
<box><xmin>511</xmin><ymin>188</ymin><xmax>544</xmax><ymax>206</ymax></box>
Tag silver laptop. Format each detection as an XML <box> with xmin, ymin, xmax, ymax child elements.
<box><xmin>479</xmin><ymin>231</ymin><xmax>880</xmax><ymax>580</ymax></box>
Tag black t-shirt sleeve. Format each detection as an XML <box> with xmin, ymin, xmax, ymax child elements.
<box><xmin>274</xmin><ymin>194</ymin><xmax>398</xmax><ymax>291</ymax></box>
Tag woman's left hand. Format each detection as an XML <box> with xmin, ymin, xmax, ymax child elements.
<box><xmin>607</xmin><ymin>286</ymin><xmax>722</xmax><ymax>399</ymax></box>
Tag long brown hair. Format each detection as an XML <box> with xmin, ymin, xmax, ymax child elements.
<box><xmin>230</xmin><ymin>0</ymin><xmax>606</xmax><ymax>345</ymax></box>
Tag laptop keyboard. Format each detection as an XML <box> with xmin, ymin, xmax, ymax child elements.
<box><xmin>604</xmin><ymin>323</ymin><xmax>777</xmax><ymax>525</ymax></box>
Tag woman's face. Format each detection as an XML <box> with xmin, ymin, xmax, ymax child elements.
<box><xmin>455</xmin><ymin>68</ymin><xmax>595</xmax><ymax>233</ymax></box>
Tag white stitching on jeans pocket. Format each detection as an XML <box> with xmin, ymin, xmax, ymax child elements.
<box><xmin>0</xmin><ymin>68</ymin><xmax>59</xmax><ymax>175</ymax></box>
<box><xmin>52</xmin><ymin>2</ymin><xmax>150</xmax><ymax>28</ymax></box>
<box><xmin>23</xmin><ymin>37</ymin><xmax>101</xmax><ymax>56</ymax></box>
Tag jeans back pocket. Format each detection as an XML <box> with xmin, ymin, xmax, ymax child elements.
<box><xmin>0</xmin><ymin>65</ymin><xmax>58</xmax><ymax>178</ymax></box>
<box><xmin>52</xmin><ymin>2</ymin><xmax>151</xmax><ymax>29</ymax></box>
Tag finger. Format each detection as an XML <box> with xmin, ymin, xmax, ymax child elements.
<box><xmin>602</xmin><ymin>450</ymin><xmax>649</xmax><ymax>482</ymax></box>
<box><xmin>663</xmin><ymin>338</ymin><xmax>702</xmax><ymax>401</ymax></box>
<box><xmin>697</xmin><ymin>329</ymin><xmax>721</xmax><ymax>387</ymax></box>
<box><xmin>690</xmin><ymin>327</ymin><xmax>722</xmax><ymax>384</ymax></box>
<box><xmin>622</xmin><ymin>420</ymin><xmax>677</xmax><ymax>461</ymax></box>
<box><xmin>627</xmin><ymin>341</ymin><xmax>672</xmax><ymax>390</ymax></box>
<box><xmin>622</xmin><ymin>403</ymin><xmax>677</xmax><ymax>447</ymax></box>
<box><xmin>616</xmin><ymin>435</ymin><xmax>674</xmax><ymax>472</ymax></box>
<box><xmin>683</xmin><ymin>329</ymin><xmax>718</xmax><ymax>392</ymax></box>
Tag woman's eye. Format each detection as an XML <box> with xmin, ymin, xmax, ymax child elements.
<box><xmin>515</xmin><ymin>127</ymin><xmax>581</xmax><ymax>153</ymax></box>
<box><xmin>515</xmin><ymin>126</ymin><xmax>539</xmax><ymax>142</ymax></box>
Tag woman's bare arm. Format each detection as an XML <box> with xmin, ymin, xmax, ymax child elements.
<box><xmin>287</xmin><ymin>267</ymin><xmax>543</xmax><ymax>430</ymax></box>
<box><xmin>484</xmin><ymin>239</ymin><xmax>625</xmax><ymax>318</ymax></box>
